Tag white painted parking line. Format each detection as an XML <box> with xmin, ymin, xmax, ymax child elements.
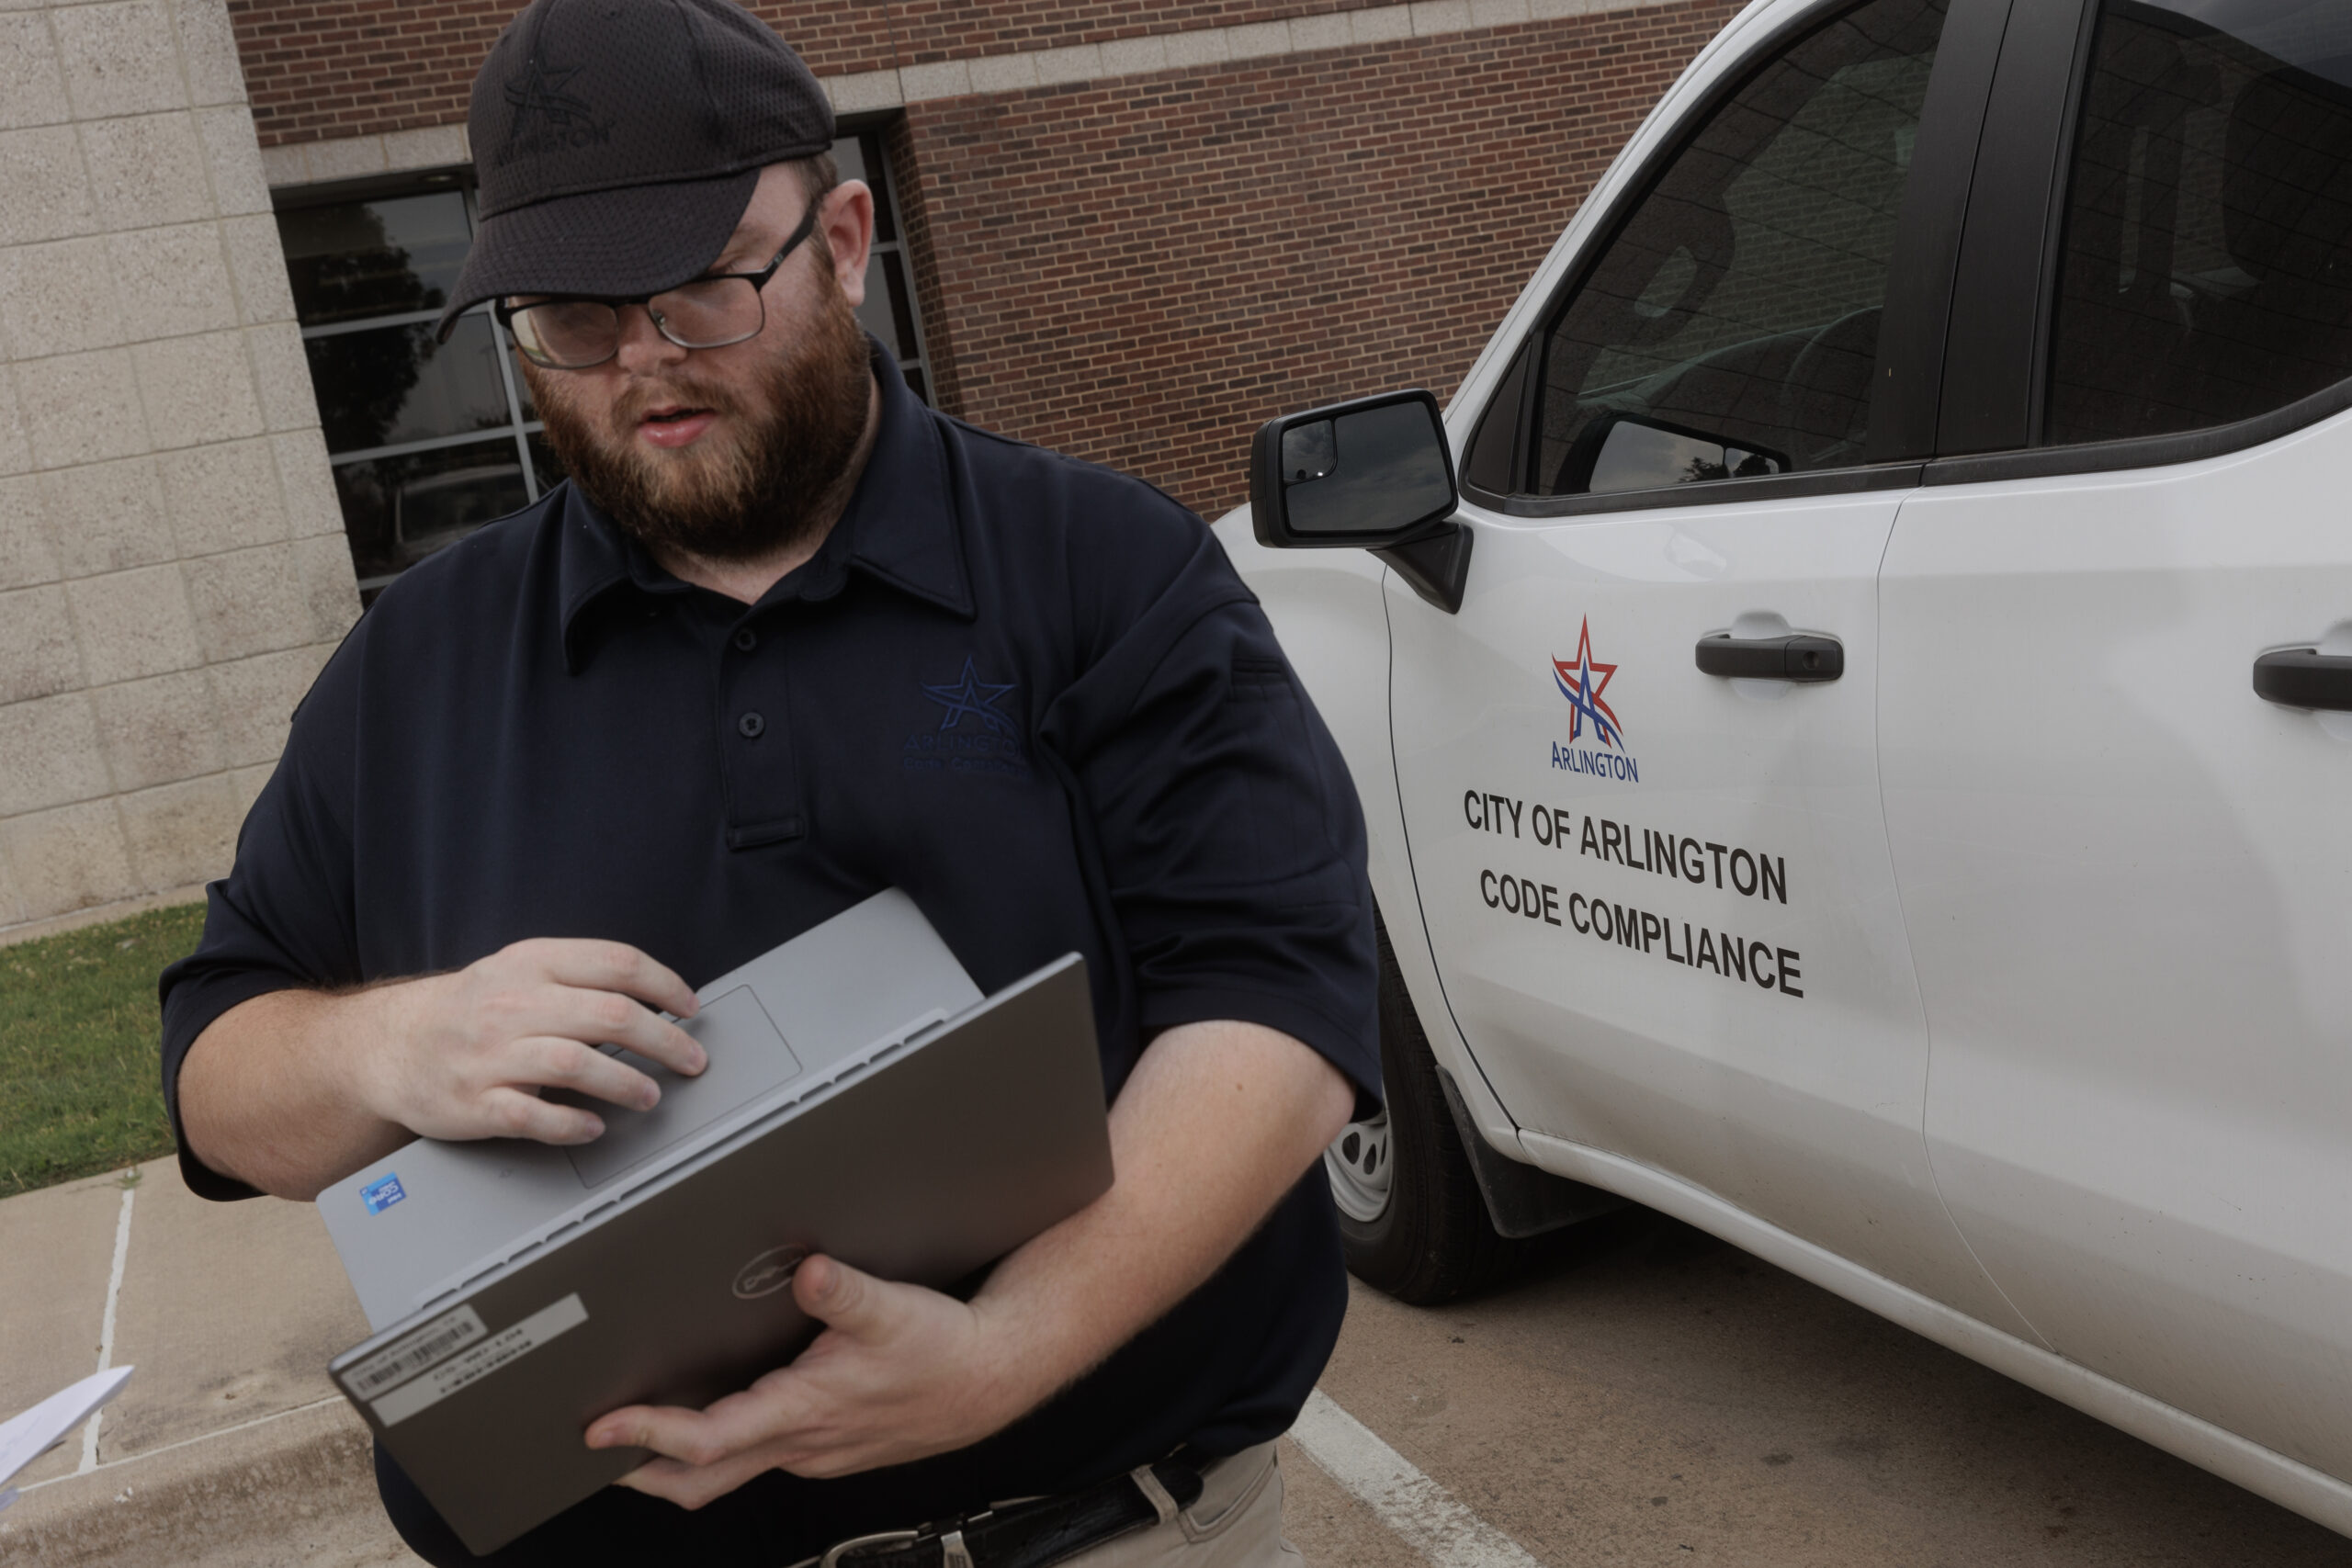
<box><xmin>1289</xmin><ymin>1388</ymin><xmax>1545</xmax><ymax>1568</ymax></box>
<box><xmin>76</xmin><ymin>1180</ymin><xmax>135</xmax><ymax>1474</ymax></box>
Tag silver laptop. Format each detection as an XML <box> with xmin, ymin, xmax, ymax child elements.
<box><xmin>316</xmin><ymin>890</ymin><xmax>1114</xmax><ymax>1554</ymax></box>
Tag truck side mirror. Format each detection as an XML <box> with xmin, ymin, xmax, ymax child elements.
<box><xmin>1247</xmin><ymin>389</ymin><xmax>1472</xmax><ymax>613</ymax></box>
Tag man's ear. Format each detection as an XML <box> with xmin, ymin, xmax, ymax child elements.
<box><xmin>822</xmin><ymin>180</ymin><xmax>877</xmax><ymax>307</ymax></box>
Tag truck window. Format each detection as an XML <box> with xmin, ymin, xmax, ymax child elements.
<box><xmin>2044</xmin><ymin>0</ymin><xmax>2352</xmax><ymax>446</ymax></box>
<box><xmin>1511</xmin><ymin>0</ymin><xmax>1947</xmax><ymax>498</ymax></box>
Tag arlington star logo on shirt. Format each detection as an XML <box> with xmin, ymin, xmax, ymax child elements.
<box><xmin>1551</xmin><ymin>617</ymin><xmax>1640</xmax><ymax>783</ymax></box>
<box><xmin>905</xmin><ymin>656</ymin><xmax>1030</xmax><ymax>778</ymax></box>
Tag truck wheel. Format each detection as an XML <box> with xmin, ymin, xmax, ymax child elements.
<box><xmin>1326</xmin><ymin>920</ymin><xmax>1531</xmax><ymax>1304</ymax></box>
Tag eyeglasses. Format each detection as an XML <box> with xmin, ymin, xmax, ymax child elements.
<box><xmin>495</xmin><ymin>202</ymin><xmax>821</xmax><ymax>370</ymax></box>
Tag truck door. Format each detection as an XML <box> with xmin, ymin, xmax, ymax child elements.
<box><xmin>1389</xmin><ymin>0</ymin><xmax>2030</xmax><ymax>1328</ymax></box>
<box><xmin>1883</xmin><ymin>0</ymin><xmax>2352</xmax><ymax>1481</ymax></box>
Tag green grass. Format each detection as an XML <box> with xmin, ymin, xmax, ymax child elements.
<box><xmin>0</xmin><ymin>901</ymin><xmax>209</xmax><ymax>1200</ymax></box>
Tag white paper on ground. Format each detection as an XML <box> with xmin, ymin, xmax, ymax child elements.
<box><xmin>0</xmin><ymin>1365</ymin><xmax>134</xmax><ymax>1495</ymax></box>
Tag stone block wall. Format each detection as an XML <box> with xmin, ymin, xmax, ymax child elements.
<box><xmin>0</xmin><ymin>0</ymin><xmax>352</xmax><ymax>931</ymax></box>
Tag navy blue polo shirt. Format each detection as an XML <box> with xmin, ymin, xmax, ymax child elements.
<box><xmin>159</xmin><ymin>345</ymin><xmax>1378</xmax><ymax>1556</ymax></box>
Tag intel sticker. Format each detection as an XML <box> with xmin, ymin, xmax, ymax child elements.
<box><xmin>360</xmin><ymin>1172</ymin><xmax>407</xmax><ymax>1214</ymax></box>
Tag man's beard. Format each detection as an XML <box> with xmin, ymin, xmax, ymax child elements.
<box><xmin>526</xmin><ymin>276</ymin><xmax>874</xmax><ymax>564</ymax></box>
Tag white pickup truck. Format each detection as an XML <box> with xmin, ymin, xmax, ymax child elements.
<box><xmin>1216</xmin><ymin>0</ymin><xmax>2352</xmax><ymax>1537</ymax></box>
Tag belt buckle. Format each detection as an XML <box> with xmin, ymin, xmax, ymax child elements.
<box><xmin>820</xmin><ymin>1529</ymin><xmax>922</xmax><ymax>1567</ymax></box>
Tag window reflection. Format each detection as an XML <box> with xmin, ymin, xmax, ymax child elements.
<box><xmin>1520</xmin><ymin>0</ymin><xmax>1945</xmax><ymax>494</ymax></box>
<box><xmin>278</xmin><ymin>190</ymin><xmax>471</xmax><ymax>326</ymax></box>
<box><xmin>332</xmin><ymin>437</ymin><xmax>531</xmax><ymax>582</ymax></box>
<box><xmin>306</xmin><ymin>313</ymin><xmax>511</xmax><ymax>454</ymax></box>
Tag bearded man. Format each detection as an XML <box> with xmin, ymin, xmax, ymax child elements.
<box><xmin>158</xmin><ymin>1</ymin><xmax>1379</xmax><ymax>1565</ymax></box>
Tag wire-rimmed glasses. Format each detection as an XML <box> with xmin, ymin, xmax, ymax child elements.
<box><xmin>495</xmin><ymin>202</ymin><xmax>820</xmax><ymax>370</ymax></box>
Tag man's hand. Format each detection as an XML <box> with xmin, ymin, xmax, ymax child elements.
<box><xmin>357</xmin><ymin>939</ymin><xmax>707</xmax><ymax>1145</ymax></box>
<box><xmin>588</xmin><ymin>1254</ymin><xmax>1034</xmax><ymax>1509</ymax></box>
<box><xmin>575</xmin><ymin>1017</ymin><xmax>1355</xmax><ymax>1507</ymax></box>
<box><xmin>178</xmin><ymin>938</ymin><xmax>707</xmax><ymax>1198</ymax></box>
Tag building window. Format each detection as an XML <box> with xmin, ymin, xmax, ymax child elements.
<box><xmin>276</xmin><ymin>129</ymin><xmax>932</xmax><ymax>599</ymax></box>
<box><xmin>836</xmin><ymin>125</ymin><xmax>933</xmax><ymax>402</ymax></box>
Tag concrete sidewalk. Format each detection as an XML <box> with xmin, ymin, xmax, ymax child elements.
<box><xmin>0</xmin><ymin>1157</ymin><xmax>424</xmax><ymax>1567</ymax></box>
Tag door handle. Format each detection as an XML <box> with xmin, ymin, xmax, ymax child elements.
<box><xmin>2253</xmin><ymin>648</ymin><xmax>2352</xmax><ymax>711</ymax></box>
<box><xmin>1694</xmin><ymin>633</ymin><xmax>1843</xmax><ymax>682</ymax></box>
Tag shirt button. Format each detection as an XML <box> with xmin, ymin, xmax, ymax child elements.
<box><xmin>732</xmin><ymin>628</ymin><xmax>757</xmax><ymax>653</ymax></box>
<box><xmin>737</xmin><ymin>712</ymin><xmax>765</xmax><ymax>739</ymax></box>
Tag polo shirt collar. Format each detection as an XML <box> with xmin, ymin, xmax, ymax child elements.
<box><xmin>558</xmin><ymin>340</ymin><xmax>971</xmax><ymax>671</ymax></box>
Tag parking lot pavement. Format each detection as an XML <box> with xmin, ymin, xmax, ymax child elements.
<box><xmin>1295</xmin><ymin>1208</ymin><xmax>2352</xmax><ymax>1567</ymax></box>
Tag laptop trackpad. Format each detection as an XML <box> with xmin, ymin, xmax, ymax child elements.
<box><xmin>562</xmin><ymin>987</ymin><xmax>802</xmax><ymax>1189</ymax></box>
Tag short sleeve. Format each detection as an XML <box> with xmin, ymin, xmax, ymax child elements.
<box><xmin>158</xmin><ymin>630</ymin><xmax>368</xmax><ymax>1200</ymax></box>
<box><xmin>1039</xmin><ymin>531</ymin><xmax>1382</xmax><ymax>1117</ymax></box>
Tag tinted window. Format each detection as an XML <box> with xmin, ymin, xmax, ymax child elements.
<box><xmin>2047</xmin><ymin>0</ymin><xmax>2352</xmax><ymax>444</ymax></box>
<box><xmin>278</xmin><ymin>191</ymin><xmax>471</xmax><ymax>327</ymax></box>
<box><xmin>1504</xmin><ymin>0</ymin><xmax>1946</xmax><ymax>498</ymax></box>
<box><xmin>280</xmin><ymin>183</ymin><xmax>550</xmax><ymax>593</ymax></box>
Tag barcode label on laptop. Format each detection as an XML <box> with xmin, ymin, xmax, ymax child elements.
<box><xmin>370</xmin><ymin>1294</ymin><xmax>590</xmax><ymax>1428</ymax></box>
<box><xmin>343</xmin><ymin>1305</ymin><xmax>486</xmax><ymax>1399</ymax></box>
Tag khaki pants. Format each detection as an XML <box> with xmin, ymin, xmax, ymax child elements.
<box><xmin>1057</xmin><ymin>1442</ymin><xmax>1304</xmax><ymax>1568</ymax></box>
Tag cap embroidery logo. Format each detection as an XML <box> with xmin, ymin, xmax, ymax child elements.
<box><xmin>503</xmin><ymin>52</ymin><xmax>611</xmax><ymax>153</ymax></box>
<box><xmin>906</xmin><ymin>657</ymin><xmax>1030</xmax><ymax>778</ymax></box>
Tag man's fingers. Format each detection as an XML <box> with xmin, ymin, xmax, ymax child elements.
<box><xmin>792</xmin><ymin>1255</ymin><xmax>892</xmax><ymax>1335</ymax></box>
<box><xmin>522</xmin><ymin>1036</ymin><xmax>663</xmax><ymax>1111</ymax></box>
<box><xmin>514</xmin><ymin>938</ymin><xmax>700</xmax><ymax>1021</ymax></box>
<box><xmin>587</xmin><ymin>1386</ymin><xmax>807</xmax><ymax>1467</ymax></box>
<box><xmin>588</xmin><ymin>1403</ymin><xmax>731</xmax><ymax>1466</ymax></box>
<box><xmin>530</xmin><ymin>984</ymin><xmax>707</xmax><ymax>1078</ymax></box>
<box><xmin>615</xmin><ymin>1450</ymin><xmax>777</xmax><ymax>1510</ymax></box>
<box><xmin>481</xmin><ymin>1087</ymin><xmax>604</xmax><ymax>1145</ymax></box>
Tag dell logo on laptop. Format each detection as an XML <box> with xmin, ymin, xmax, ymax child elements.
<box><xmin>732</xmin><ymin>1245</ymin><xmax>810</xmax><ymax>1300</ymax></box>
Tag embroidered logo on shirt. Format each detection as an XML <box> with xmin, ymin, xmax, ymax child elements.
<box><xmin>907</xmin><ymin>657</ymin><xmax>1029</xmax><ymax>777</ymax></box>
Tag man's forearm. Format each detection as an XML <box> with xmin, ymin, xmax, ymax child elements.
<box><xmin>177</xmin><ymin>941</ymin><xmax>707</xmax><ymax>1203</ymax></box>
<box><xmin>966</xmin><ymin>1018</ymin><xmax>1357</xmax><ymax>1416</ymax></box>
<box><xmin>177</xmin><ymin>987</ymin><xmax>413</xmax><ymax>1201</ymax></box>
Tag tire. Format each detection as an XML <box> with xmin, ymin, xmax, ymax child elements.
<box><xmin>1326</xmin><ymin>919</ymin><xmax>1532</xmax><ymax>1304</ymax></box>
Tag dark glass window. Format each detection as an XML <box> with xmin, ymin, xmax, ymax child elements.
<box><xmin>2045</xmin><ymin>0</ymin><xmax>2352</xmax><ymax>445</ymax></box>
<box><xmin>836</xmin><ymin>127</ymin><xmax>935</xmax><ymax>404</ymax></box>
<box><xmin>1501</xmin><ymin>0</ymin><xmax>1944</xmax><ymax>499</ymax></box>
<box><xmin>278</xmin><ymin>178</ymin><xmax>550</xmax><ymax>598</ymax></box>
<box><xmin>276</xmin><ymin>127</ymin><xmax>933</xmax><ymax>598</ymax></box>
<box><xmin>278</xmin><ymin>190</ymin><xmax>471</xmax><ymax>325</ymax></box>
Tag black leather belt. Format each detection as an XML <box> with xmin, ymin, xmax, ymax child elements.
<box><xmin>796</xmin><ymin>1457</ymin><xmax>1208</xmax><ymax>1568</ymax></box>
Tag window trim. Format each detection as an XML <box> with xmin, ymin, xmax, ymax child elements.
<box><xmin>1923</xmin><ymin>373</ymin><xmax>2352</xmax><ymax>485</ymax></box>
<box><xmin>1458</xmin><ymin>0</ymin><xmax>2010</xmax><ymax>513</ymax></box>
<box><xmin>1486</xmin><ymin>460</ymin><xmax>1925</xmax><ymax>519</ymax></box>
<box><xmin>839</xmin><ymin>115</ymin><xmax>934</xmax><ymax>403</ymax></box>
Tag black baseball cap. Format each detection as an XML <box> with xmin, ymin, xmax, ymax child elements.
<box><xmin>435</xmin><ymin>0</ymin><xmax>834</xmax><ymax>341</ymax></box>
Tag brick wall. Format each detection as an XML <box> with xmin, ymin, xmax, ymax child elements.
<box><xmin>223</xmin><ymin>0</ymin><xmax>1646</xmax><ymax>145</ymax></box>
<box><xmin>903</xmin><ymin>1</ymin><xmax>1738</xmax><ymax>515</ymax></box>
<box><xmin>229</xmin><ymin>0</ymin><xmax>894</xmax><ymax>145</ymax></box>
<box><xmin>230</xmin><ymin>0</ymin><xmax>1735</xmax><ymax>519</ymax></box>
